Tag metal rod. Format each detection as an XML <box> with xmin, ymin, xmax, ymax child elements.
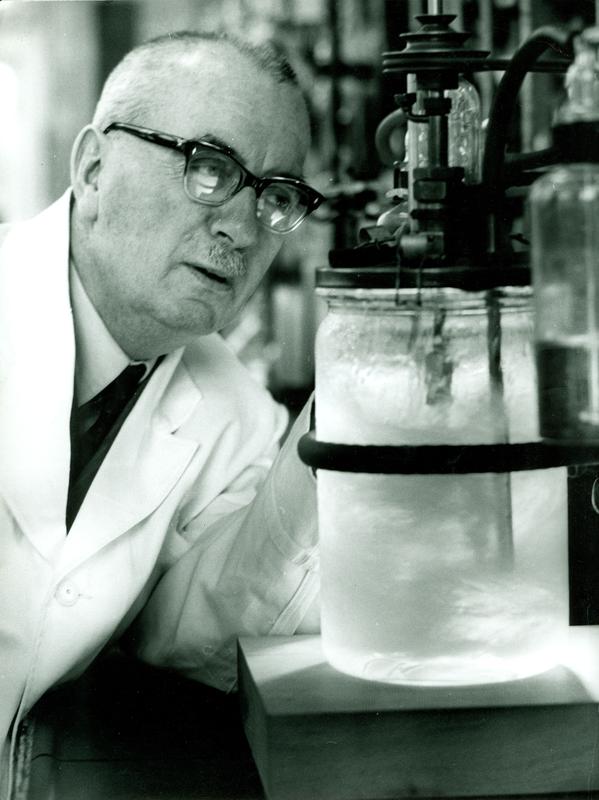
<box><xmin>428</xmin><ymin>0</ymin><xmax>443</xmax><ymax>13</ymax></box>
<box><xmin>477</xmin><ymin>0</ymin><xmax>494</xmax><ymax>120</ymax></box>
<box><xmin>518</xmin><ymin>0</ymin><xmax>534</xmax><ymax>152</ymax></box>
<box><xmin>428</xmin><ymin>114</ymin><xmax>449</xmax><ymax>167</ymax></box>
<box><xmin>328</xmin><ymin>0</ymin><xmax>341</xmax><ymax>185</ymax></box>
<box><xmin>486</xmin><ymin>294</ymin><xmax>514</xmax><ymax>567</ymax></box>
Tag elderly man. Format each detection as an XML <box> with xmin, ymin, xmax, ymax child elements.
<box><xmin>0</xmin><ymin>31</ymin><xmax>322</xmax><ymax>791</ymax></box>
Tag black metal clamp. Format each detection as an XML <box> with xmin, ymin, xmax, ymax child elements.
<box><xmin>298</xmin><ymin>431</ymin><xmax>599</xmax><ymax>475</ymax></box>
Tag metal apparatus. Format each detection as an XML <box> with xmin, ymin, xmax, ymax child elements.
<box><xmin>299</xmin><ymin>2</ymin><xmax>599</xmax><ymax>686</ymax></box>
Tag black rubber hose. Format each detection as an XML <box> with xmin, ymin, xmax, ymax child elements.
<box><xmin>481</xmin><ymin>26</ymin><xmax>572</xmax><ymax>251</ymax></box>
<box><xmin>482</xmin><ymin>26</ymin><xmax>572</xmax><ymax>193</ymax></box>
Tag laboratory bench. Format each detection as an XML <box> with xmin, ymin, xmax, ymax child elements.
<box><xmin>22</xmin><ymin>635</ymin><xmax>599</xmax><ymax>800</ymax></box>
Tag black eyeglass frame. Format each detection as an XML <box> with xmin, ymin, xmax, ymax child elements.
<box><xmin>103</xmin><ymin>122</ymin><xmax>325</xmax><ymax>232</ymax></box>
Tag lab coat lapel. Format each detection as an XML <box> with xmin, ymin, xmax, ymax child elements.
<box><xmin>61</xmin><ymin>352</ymin><xmax>203</xmax><ymax>570</ymax></box>
<box><xmin>0</xmin><ymin>195</ymin><xmax>74</xmax><ymax>560</ymax></box>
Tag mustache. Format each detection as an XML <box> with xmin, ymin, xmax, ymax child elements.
<box><xmin>207</xmin><ymin>243</ymin><xmax>246</xmax><ymax>277</ymax></box>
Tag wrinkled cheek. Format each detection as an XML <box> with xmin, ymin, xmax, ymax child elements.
<box><xmin>100</xmin><ymin>172</ymin><xmax>163</xmax><ymax>236</ymax></box>
<box><xmin>252</xmin><ymin>241</ymin><xmax>282</xmax><ymax>288</ymax></box>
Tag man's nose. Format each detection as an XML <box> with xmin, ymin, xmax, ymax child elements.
<box><xmin>208</xmin><ymin>187</ymin><xmax>260</xmax><ymax>249</ymax></box>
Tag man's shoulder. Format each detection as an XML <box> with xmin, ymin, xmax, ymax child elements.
<box><xmin>0</xmin><ymin>196</ymin><xmax>69</xmax><ymax>253</ymax></box>
<box><xmin>0</xmin><ymin>221</ymin><xmax>14</xmax><ymax>249</ymax></box>
<box><xmin>179</xmin><ymin>333</ymin><xmax>286</xmax><ymax>437</ymax></box>
<box><xmin>182</xmin><ymin>333</ymin><xmax>276</xmax><ymax>404</ymax></box>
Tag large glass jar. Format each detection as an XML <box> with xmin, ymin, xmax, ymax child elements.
<box><xmin>314</xmin><ymin>286</ymin><xmax>569</xmax><ymax>686</ymax></box>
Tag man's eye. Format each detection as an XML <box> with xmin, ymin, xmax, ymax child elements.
<box><xmin>265</xmin><ymin>188</ymin><xmax>295</xmax><ymax>211</ymax></box>
<box><xmin>195</xmin><ymin>159</ymin><xmax>224</xmax><ymax>185</ymax></box>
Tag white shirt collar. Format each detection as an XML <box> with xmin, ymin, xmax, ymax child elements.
<box><xmin>70</xmin><ymin>263</ymin><xmax>152</xmax><ymax>406</ymax></box>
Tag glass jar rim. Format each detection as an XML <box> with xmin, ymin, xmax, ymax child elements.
<box><xmin>316</xmin><ymin>285</ymin><xmax>532</xmax><ymax>312</ymax></box>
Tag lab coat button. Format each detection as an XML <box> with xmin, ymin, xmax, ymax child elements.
<box><xmin>55</xmin><ymin>581</ymin><xmax>79</xmax><ymax>606</ymax></box>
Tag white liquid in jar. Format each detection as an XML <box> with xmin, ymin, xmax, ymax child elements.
<box><xmin>318</xmin><ymin>469</ymin><xmax>569</xmax><ymax>685</ymax></box>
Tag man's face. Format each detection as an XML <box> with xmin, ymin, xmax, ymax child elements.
<box><xmin>81</xmin><ymin>46</ymin><xmax>310</xmax><ymax>357</ymax></box>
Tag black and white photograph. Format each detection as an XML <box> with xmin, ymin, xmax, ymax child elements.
<box><xmin>1</xmin><ymin>1</ymin><xmax>599</xmax><ymax>799</ymax></box>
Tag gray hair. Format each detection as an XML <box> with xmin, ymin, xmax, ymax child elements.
<box><xmin>92</xmin><ymin>30</ymin><xmax>300</xmax><ymax>131</ymax></box>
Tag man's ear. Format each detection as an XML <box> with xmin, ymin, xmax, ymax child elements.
<box><xmin>70</xmin><ymin>125</ymin><xmax>104</xmax><ymax>221</ymax></box>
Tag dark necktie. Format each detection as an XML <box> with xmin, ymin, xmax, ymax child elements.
<box><xmin>67</xmin><ymin>363</ymin><xmax>146</xmax><ymax>528</ymax></box>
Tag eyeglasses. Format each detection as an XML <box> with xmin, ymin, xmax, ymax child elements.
<box><xmin>103</xmin><ymin>122</ymin><xmax>325</xmax><ymax>234</ymax></box>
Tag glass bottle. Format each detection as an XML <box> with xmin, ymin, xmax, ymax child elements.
<box><xmin>407</xmin><ymin>76</ymin><xmax>482</xmax><ymax>185</ymax></box>
<box><xmin>448</xmin><ymin>76</ymin><xmax>482</xmax><ymax>183</ymax></box>
<box><xmin>530</xmin><ymin>28</ymin><xmax>599</xmax><ymax>440</ymax></box>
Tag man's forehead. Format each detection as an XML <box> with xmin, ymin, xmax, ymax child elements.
<box><xmin>148</xmin><ymin>51</ymin><xmax>309</xmax><ymax>173</ymax></box>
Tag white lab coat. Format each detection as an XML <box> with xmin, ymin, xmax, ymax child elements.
<box><xmin>0</xmin><ymin>193</ymin><xmax>319</xmax><ymax>795</ymax></box>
